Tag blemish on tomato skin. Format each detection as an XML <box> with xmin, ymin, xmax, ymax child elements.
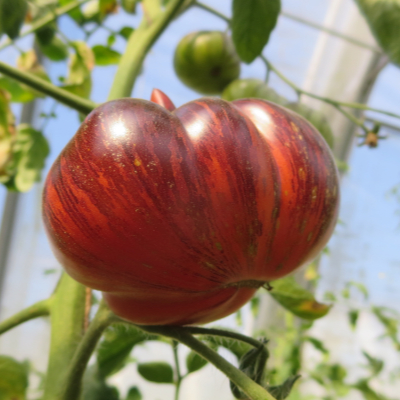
<box><xmin>307</xmin><ymin>232</ymin><xmax>313</xmax><ymax>242</ymax></box>
<box><xmin>298</xmin><ymin>168</ymin><xmax>305</xmax><ymax>180</ymax></box>
<box><xmin>215</xmin><ymin>242</ymin><xmax>223</xmax><ymax>251</ymax></box>
<box><xmin>290</xmin><ymin>122</ymin><xmax>299</xmax><ymax>133</ymax></box>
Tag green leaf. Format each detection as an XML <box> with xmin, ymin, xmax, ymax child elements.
<box><xmin>92</xmin><ymin>45</ymin><xmax>121</xmax><ymax>66</ymax></box>
<box><xmin>186</xmin><ymin>351</ymin><xmax>208</xmax><ymax>373</ymax></box>
<box><xmin>269</xmin><ymin>276</ymin><xmax>331</xmax><ymax>320</ymax></box>
<box><xmin>0</xmin><ymin>0</ymin><xmax>28</xmax><ymax>39</ymax></box>
<box><xmin>81</xmin><ymin>366</ymin><xmax>120</xmax><ymax>400</ymax></box>
<box><xmin>348</xmin><ymin>309</ymin><xmax>359</xmax><ymax>330</ymax></box>
<box><xmin>97</xmin><ymin>323</ymin><xmax>156</xmax><ymax>378</ymax></box>
<box><xmin>120</xmin><ymin>0</ymin><xmax>139</xmax><ymax>13</ymax></box>
<box><xmin>345</xmin><ymin>281</ymin><xmax>369</xmax><ymax>300</ymax></box>
<box><xmin>230</xmin><ymin>341</ymin><xmax>269</xmax><ymax>399</ymax></box>
<box><xmin>266</xmin><ymin>375</ymin><xmax>301</xmax><ymax>400</ymax></box>
<box><xmin>125</xmin><ymin>386</ymin><xmax>142</xmax><ymax>400</ymax></box>
<box><xmin>137</xmin><ymin>362</ymin><xmax>174</xmax><ymax>384</ymax></box>
<box><xmin>0</xmin><ymin>355</ymin><xmax>29</xmax><ymax>400</ymax></box>
<box><xmin>353</xmin><ymin>379</ymin><xmax>390</xmax><ymax>400</ymax></box>
<box><xmin>37</xmin><ymin>35</ymin><xmax>69</xmax><ymax>62</ymax></box>
<box><xmin>62</xmin><ymin>41</ymin><xmax>94</xmax><ymax>98</ymax></box>
<box><xmin>231</xmin><ymin>0</ymin><xmax>281</xmax><ymax>63</ymax></box>
<box><xmin>59</xmin><ymin>0</ymin><xmax>85</xmax><ymax>24</ymax></box>
<box><xmin>362</xmin><ymin>351</ymin><xmax>384</xmax><ymax>377</ymax></box>
<box><xmin>99</xmin><ymin>0</ymin><xmax>117</xmax><ymax>17</ymax></box>
<box><xmin>355</xmin><ymin>0</ymin><xmax>400</xmax><ymax>66</ymax></box>
<box><xmin>204</xmin><ymin>334</ymin><xmax>251</xmax><ymax>360</ymax></box>
<box><xmin>0</xmin><ymin>78</ymin><xmax>36</xmax><ymax>103</ymax></box>
<box><xmin>305</xmin><ymin>337</ymin><xmax>329</xmax><ymax>354</ymax></box>
<box><xmin>371</xmin><ymin>306</ymin><xmax>400</xmax><ymax>350</ymax></box>
<box><xmin>119</xmin><ymin>27</ymin><xmax>134</xmax><ymax>40</ymax></box>
<box><xmin>5</xmin><ymin>124</ymin><xmax>49</xmax><ymax>192</ymax></box>
<box><xmin>286</xmin><ymin>102</ymin><xmax>335</xmax><ymax>150</ymax></box>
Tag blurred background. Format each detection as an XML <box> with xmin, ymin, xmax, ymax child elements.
<box><xmin>0</xmin><ymin>0</ymin><xmax>399</xmax><ymax>399</ymax></box>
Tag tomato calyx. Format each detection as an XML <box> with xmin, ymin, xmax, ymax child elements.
<box><xmin>222</xmin><ymin>280</ymin><xmax>267</xmax><ymax>289</ymax></box>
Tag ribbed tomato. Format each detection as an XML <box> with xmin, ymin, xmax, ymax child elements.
<box><xmin>42</xmin><ymin>90</ymin><xmax>339</xmax><ymax>326</ymax></box>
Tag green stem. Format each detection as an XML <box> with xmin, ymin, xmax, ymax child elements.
<box><xmin>172</xmin><ymin>340</ymin><xmax>182</xmax><ymax>400</ymax></box>
<box><xmin>0</xmin><ymin>60</ymin><xmax>96</xmax><ymax>114</ymax></box>
<box><xmin>108</xmin><ymin>0</ymin><xmax>186</xmax><ymax>100</ymax></box>
<box><xmin>194</xmin><ymin>1</ymin><xmax>230</xmax><ymax>23</ymax></box>
<box><xmin>0</xmin><ymin>298</ymin><xmax>51</xmax><ymax>335</ymax></box>
<box><xmin>139</xmin><ymin>326</ymin><xmax>276</xmax><ymax>400</ymax></box>
<box><xmin>60</xmin><ymin>300</ymin><xmax>117</xmax><ymax>400</ymax></box>
<box><xmin>43</xmin><ymin>273</ymin><xmax>87</xmax><ymax>400</ymax></box>
<box><xmin>182</xmin><ymin>326</ymin><xmax>262</xmax><ymax>348</ymax></box>
<box><xmin>195</xmin><ymin>2</ymin><xmax>400</xmax><ymax>122</ymax></box>
<box><xmin>0</xmin><ymin>0</ymin><xmax>91</xmax><ymax>52</ymax></box>
<box><xmin>261</xmin><ymin>57</ymin><xmax>400</xmax><ymax>121</ymax></box>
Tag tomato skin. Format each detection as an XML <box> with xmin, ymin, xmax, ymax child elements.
<box><xmin>174</xmin><ymin>31</ymin><xmax>240</xmax><ymax>95</ymax></box>
<box><xmin>42</xmin><ymin>91</ymin><xmax>339</xmax><ymax>326</ymax></box>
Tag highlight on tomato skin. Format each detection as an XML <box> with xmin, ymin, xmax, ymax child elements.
<box><xmin>42</xmin><ymin>89</ymin><xmax>340</xmax><ymax>326</ymax></box>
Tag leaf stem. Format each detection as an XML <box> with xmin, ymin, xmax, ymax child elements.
<box><xmin>0</xmin><ymin>60</ymin><xmax>96</xmax><ymax>114</ymax></box>
<box><xmin>0</xmin><ymin>298</ymin><xmax>51</xmax><ymax>335</ymax></box>
<box><xmin>0</xmin><ymin>0</ymin><xmax>91</xmax><ymax>52</ymax></box>
<box><xmin>172</xmin><ymin>340</ymin><xmax>182</xmax><ymax>400</ymax></box>
<box><xmin>60</xmin><ymin>300</ymin><xmax>118</xmax><ymax>400</ymax></box>
<box><xmin>139</xmin><ymin>325</ymin><xmax>277</xmax><ymax>400</ymax></box>
<box><xmin>194</xmin><ymin>1</ymin><xmax>230</xmax><ymax>23</ymax></box>
<box><xmin>108</xmin><ymin>0</ymin><xmax>186</xmax><ymax>100</ymax></box>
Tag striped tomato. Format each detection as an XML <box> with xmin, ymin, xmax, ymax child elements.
<box><xmin>42</xmin><ymin>89</ymin><xmax>339</xmax><ymax>326</ymax></box>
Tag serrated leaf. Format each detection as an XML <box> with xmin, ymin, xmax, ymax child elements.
<box><xmin>0</xmin><ymin>355</ymin><xmax>29</xmax><ymax>400</ymax></box>
<box><xmin>5</xmin><ymin>124</ymin><xmax>49</xmax><ymax>192</ymax></box>
<box><xmin>186</xmin><ymin>351</ymin><xmax>208</xmax><ymax>373</ymax></box>
<box><xmin>0</xmin><ymin>0</ymin><xmax>28</xmax><ymax>39</ymax></box>
<box><xmin>266</xmin><ymin>375</ymin><xmax>300</xmax><ymax>400</ymax></box>
<box><xmin>355</xmin><ymin>0</ymin><xmax>400</xmax><ymax>66</ymax></box>
<box><xmin>125</xmin><ymin>386</ymin><xmax>142</xmax><ymax>400</ymax></box>
<box><xmin>119</xmin><ymin>26</ymin><xmax>134</xmax><ymax>39</ymax></box>
<box><xmin>97</xmin><ymin>323</ymin><xmax>156</xmax><ymax>378</ymax></box>
<box><xmin>81</xmin><ymin>366</ymin><xmax>120</xmax><ymax>400</ymax></box>
<box><xmin>137</xmin><ymin>362</ymin><xmax>174</xmax><ymax>383</ymax></box>
<box><xmin>92</xmin><ymin>45</ymin><xmax>121</xmax><ymax>66</ymax></box>
<box><xmin>231</xmin><ymin>0</ymin><xmax>281</xmax><ymax>63</ymax></box>
<box><xmin>269</xmin><ymin>276</ymin><xmax>331</xmax><ymax>320</ymax></box>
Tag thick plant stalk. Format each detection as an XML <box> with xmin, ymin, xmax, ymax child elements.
<box><xmin>0</xmin><ymin>61</ymin><xmax>96</xmax><ymax>114</ymax></box>
<box><xmin>43</xmin><ymin>274</ymin><xmax>87</xmax><ymax>400</ymax></box>
<box><xmin>108</xmin><ymin>0</ymin><xmax>187</xmax><ymax>100</ymax></box>
<box><xmin>0</xmin><ymin>299</ymin><xmax>51</xmax><ymax>335</ymax></box>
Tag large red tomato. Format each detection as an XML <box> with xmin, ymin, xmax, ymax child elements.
<box><xmin>42</xmin><ymin>89</ymin><xmax>339</xmax><ymax>326</ymax></box>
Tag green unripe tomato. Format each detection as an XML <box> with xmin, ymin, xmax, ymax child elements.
<box><xmin>222</xmin><ymin>78</ymin><xmax>287</xmax><ymax>106</ymax></box>
<box><xmin>286</xmin><ymin>102</ymin><xmax>335</xmax><ymax>150</ymax></box>
<box><xmin>174</xmin><ymin>31</ymin><xmax>240</xmax><ymax>95</ymax></box>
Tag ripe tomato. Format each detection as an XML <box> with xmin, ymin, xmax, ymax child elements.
<box><xmin>42</xmin><ymin>90</ymin><xmax>339</xmax><ymax>326</ymax></box>
<box><xmin>174</xmin><ymin>31</ymin><xmax>240</xmax><ymax>95</ymax></box>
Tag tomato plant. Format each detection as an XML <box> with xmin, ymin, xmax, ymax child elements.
<box><xmin>42</xmin><ymin>90</ymin><xmax>339</xmax><ymax>326</ymax></box>
<box><xmin>173</xmin><ymin>31</ymin><xmax>241</xmax><ymax>94</ymax></box>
